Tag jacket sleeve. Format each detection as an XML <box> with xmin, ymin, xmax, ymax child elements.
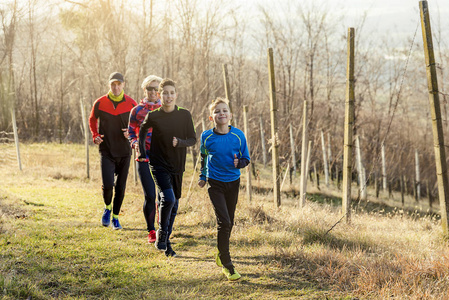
<box><xmin>88</xmin><ymin>101</ymin><xmax>100</xmax><ymax>142</ymax></box>
<box><xmin>175</xmin><ymin>113</ymin><xmax>196</xmax><ymax>148</ymax></box>
<box><xmin>237</xmin><ymin>131</ymin><xmax>250</xmax><ymax>169</ymax></box>
<box><xmin>138</xmin><ymin>112</ymin><xmax>151</xmax><ymax>160</ymax></box>
<box><xmin>199</xmin><ymin>134</ymin><xmax>208</xmax><ymax>181</ymax></box>
<box><xmin>128</xmin><ymin>107</ymin><xmax>139</xmax><ymax>149</ymax></box>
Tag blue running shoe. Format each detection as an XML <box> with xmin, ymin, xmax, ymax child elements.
<box><xmin>112</xmin><ymin>218</ymin><xmax>122</xmax><ymax>230</ymax></box>
<box><xmin>102</xmin><ymin>209</ymin><xmax>111</xmax><ymax>227</ymax></box>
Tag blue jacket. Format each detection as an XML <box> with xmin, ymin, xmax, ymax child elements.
<box><xmin>200</xmin><ymin>126</ymin><xmax>250</xmax><ymax>182</ymax></box>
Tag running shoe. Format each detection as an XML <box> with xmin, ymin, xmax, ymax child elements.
<box><xmin>222</xmin><ymin>264</ymin><xmax>241</xmax><ymax>281</ymax></box>
<box><xmin>155</xmin><ymin>229</ymin><xmax>167</xmax><ymax>251</ymax></box>
<box><xmin>112</xmin><ymin>218</ymin><xmax>122</xmax><ymax>230</ymax></box>
<box><xmin>215</xmin><ymin>251</ymin><xmax>222</xmax><ymax>267</ymax></box>
<box><xmin>165</xmin><ymin>243</ymin><xmax>177</xmax><ymax>257</ymax></box>
<box><xmin>148</xmin><ymin>230</ymin><xmax>156</xmax><ymax>243</ymax></box>
<box><xmin>102</xmin><ymin>209</ymin><xmax>111</xmax><ymax>227</ymax></box>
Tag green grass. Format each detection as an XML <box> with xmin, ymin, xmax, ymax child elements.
<box><xmin>1</xmin><ymin>143</ymin><xmax>448</xmax><ymax>299</ymax></box>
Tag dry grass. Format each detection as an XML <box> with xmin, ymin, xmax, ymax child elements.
<box><xmin>1</xmin><ymin>142</ymin><xmax>449</xmax><ymax>299</ymax></box>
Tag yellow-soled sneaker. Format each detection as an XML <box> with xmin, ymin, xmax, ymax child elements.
<box><xmin>222</xmin><ymin>265</ymin><xmax>241</xmax><ymax>281</ymax></box>
<box><xmin>215</xmin><ymin>252</ymin><xmax>222</xmax><ymax>267</ymax></box>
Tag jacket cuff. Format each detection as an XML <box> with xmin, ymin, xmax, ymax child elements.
<box><xmin>92</xmin><ymin>133</ymin><xmax>100</xmax><ymax>142</ymax></box>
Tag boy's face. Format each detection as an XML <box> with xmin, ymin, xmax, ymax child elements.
<box><xmin>158</xmin><ymin>85</ymin><xmax>177</xmax><ymax>111</ymax></box>
<box><xmin>210</xmin><ymin>103</ymin><xmax>232</xmax><ymax>126</ymax></box>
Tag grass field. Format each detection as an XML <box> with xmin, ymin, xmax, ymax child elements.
<box><xmin>1</xmin><ymin>143</ymin><xmax>448</xmax><ymax>299</ymax></box>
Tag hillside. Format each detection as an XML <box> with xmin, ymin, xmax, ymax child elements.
<box><xmin>0</xmin><ymin>143</ymin><xmax>448</xmax><ymax>299</ymax></box>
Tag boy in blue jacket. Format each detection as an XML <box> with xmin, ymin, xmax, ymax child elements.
<box><xmin>198</xmin><ymin>97</ymin><xmax>250</xmax><ymax>281</ymax></box>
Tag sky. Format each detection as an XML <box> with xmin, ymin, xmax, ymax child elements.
<box><xmin>6</xmin><ymin>0</ymin><xmax>449</xmax><ymax>49</ymax></box>
<box><xmin>234</xmin><ymin>0</ymin><xmax>449</xmax><ymax>43</ymax></box>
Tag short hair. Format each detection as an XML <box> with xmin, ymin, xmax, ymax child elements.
<box><xmin>141</xmin><ymin>75</ymin><xmax>163</xmax><ymax>89</ymax></box>
<box><xmin>158</xmin><ymin>78</ymin><xmax>176</xmax><ymax>93</ymax></box>
<box><xmin>209</xmin><ymin>97</ymin><xmax>230</xmax><ymax>115</ymax></box>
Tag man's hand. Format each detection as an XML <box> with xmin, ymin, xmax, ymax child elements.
<box><xmin>198</xmin><ymin>180</ymin><xmax>206</xmax><ymax>188</ymax></box>
<box><xmin>173</xmin><ymin>137</ymin><xmax>178</xmax><ymax>147</ymax></box>
<box><xmin>94</xmin><ymin>135</ymin><xmax>104</xmax><ymax>145</ymax></box>
<box><xmin>122</xmin><ymin>128</ymin><xmax>129</xmax><ymax>139</ymax></box>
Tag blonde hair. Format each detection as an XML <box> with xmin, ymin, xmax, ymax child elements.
<box><xmin>141</xmin><ymin>75</ymin><xmax>163</xmax><ymax>89</ymax></box>
<box><xmin>209</xmin><ymin>97</ymin><xmax>230</xmax><ymax>115</ymax></box>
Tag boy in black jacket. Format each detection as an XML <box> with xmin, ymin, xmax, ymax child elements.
<box><xmin>138</xmin><ymin>78</ymin><xmax>196</xmax><ymax>257</ymax></box>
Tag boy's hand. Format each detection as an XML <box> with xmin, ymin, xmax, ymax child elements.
<box><xmin>198</xmin><ymin>180</ymin><xmax>206</xmax><ymax>188</ymax></box>
<box><xmin>122</xmin><ymin>128</ymin><xmax>129</xmax><ymax>139</ymax></box>
<box><xmin>94</xmin><ymin>135</ymin><xmax>104</xmax><ymax>145</ymax></box>
<box><xmin>173</xmin><ymin>137</ymin><xmax>178</xmax><ymax>147</ymax></box>
<box><xmin>233</xmin><ymin>154</ymin><xmax>238</xmax><ymax>168</ymax></box>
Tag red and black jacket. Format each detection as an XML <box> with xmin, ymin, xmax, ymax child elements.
<box><xmin>89</xmin><ymin>94</ymin><xmax>137</xmax><ymax>157</ymax></box>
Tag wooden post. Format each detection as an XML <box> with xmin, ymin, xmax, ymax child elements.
<box><xmin>355</xmin><ymin>137</ymin><xmax>362</xmax><ymax>185</ymax></box>
<box><xmin>357</xmin><ymin>138</ymin><xmax>367</xmax><ymax>200</ymax></box>
<box><xmin>243</xmin><ymin>105</ymin><xmax>252</xmax><ymax>202</ymax></box>
<box><xmin>259</xmin><ymin>115</ymin><xmax>267</xmax><ymax>167</ymax></box>
<box><xmin>404</xmin><ymin>175</ymin><xmax>408</xmax><ymax>195</ymax></box>
<box><xmin>313</xmin><ymin>162</ymin><xmax>319</xmax><ymax>189</ymax></box>
<box><xmin>267</xmin><ymin>48</ymin><xmax>281</xmax><ymax>207</ymax></box>
<box><xmin>201</xmin><ymin>118</ymin><xmax>206</xmax><ymax>132</ymax></box>
<box><xmin>133</xmin><ymin>151</ymin><xmax>138</xmax><ymax>184</ymax></box>
<box><xmin>305</xmin><ymin>140</ymin><xmax>312</xmax><ymax>188</ymax></box>
<box><xmin>420</xmin><ymin>1</ymin><xmax>449</xmax><ymax>235</ymax></box>
<box><xmin>415</xmin><ymin>149</ymin><xmax>420</xmax><ymax>202</ymax></box>
<box><xmin>321</xmin><ymin>130</ymin><xmax>329</xmax><ymax>187</ymax></box>
<box><xmin>362</xmin><ymin>167</ymin><xmax>367</xmax><ymax>200</ymax></box>
<box><xmin>327</xmin><ymin>133</ymin><xmax>332</xmax><ymax>182</ymax></box>
<box><xmin>11</xmin><ymin>106</ymin><xmax>22</xmax><ymax>171</ymax></box>
<box><xmin>374</xmin><ymin>173</ymin><xmax>379</xmax><ymax>199</ymax></box>
<box><xmin>426</xmin><ymin>180</ymin><xmax>433</xmax><ymax>208</ymax></box>
<box><xmin>401</xmin><ymin>175</ymin><xmax>405</xmax><ymax>206</ymax></box>
<box><xmin>336</xmin><ymin>164</ymin><xmax>341</xmax><ymax>190</ymax></box>
<box><xmin>290</xmin><ymin>124</ymin><xmax>297</xmax><ymax>177</ymax></box>
<box><xmin>222</xmin><ymin>63</ymin><xmax>236</xmax><ymax>127</ymax></box>
<box><xmin>80</xmin><ymin>98</ymin><xmax>89</xmax><ymax>179</ymax></box>
<box><xmin>300</xmin><ymin>101</ymin><xmax>308</xmax><ymax>207</ymax></box>
<box><xmin>190</xmin><ymin>147</ymin><xmax>196</xmax><ymax>170</ymax></box>
<box><xmin>280</xmin><ymin>163</ymin><xmax>290</xmax><ymax>191</ymax></box>
<box><xmin>381</xmin><ymin>143</ymin><xmax>387</xmax><ymax>191</ymax></box>
<box><xmin>342</xmin><ymin>27</ymin><xmax>355</xmax><ymax>223</ymax></box>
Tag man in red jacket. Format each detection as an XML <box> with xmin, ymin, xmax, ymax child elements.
<box><xmin>89</xmin><ymin>72</ymin><xmax>137</xmax><ymax>230</ymax></box>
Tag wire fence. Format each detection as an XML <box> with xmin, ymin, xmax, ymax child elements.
<box><xmin>0</xmin><ymin>131</ymin><xmax>18</xmax><ymax>166</ymax></box>
<box><xmin>0</xmin><ymin>131</ymin><xmax>14</xmax><ymax>144</ymax></box>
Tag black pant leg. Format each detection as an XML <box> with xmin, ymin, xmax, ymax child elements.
<box><xmin>137</xmin><ymin>159</ymin><xmax>157</xmax><ymax>232</ymax></box>
<box><xmin>225</xmin><ymin>179</ymin><xmax>240</xmax><ymax>236</ymax></box>
<box><xmin>152</xmin><ymin>168</ymin><xmax>177</xmax><ymax>233</ymax></box>
<box><xmin>101</xmin><ymin>154</ymin><xmax>116</xmax><ymax>206</ymax></box>
<box><xmin>112</xmin><ymin>155</ymin><xmax>131</xmax><ymax>216</ymax></box>
<box><xmin>208</xmin><ymin>178</ymin><xmax>233</xmax><ymax>266</ymax></box>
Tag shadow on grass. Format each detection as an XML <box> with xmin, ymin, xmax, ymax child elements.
<box><xmin>307</xmin><ymin>192</ymin><xmax>440</xmax><ymax>220</ymax></box>
<box><xmin>23</xmin><ymin>200</ymin><xmax>44</xmax><ymax>207</ymax></box>
<box><xmin>232</xmin><ymin>253</ymin><xmax>331</xmax><ymax>295</ymax></box>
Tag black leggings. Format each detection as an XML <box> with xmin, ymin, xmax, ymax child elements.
<box><xmin>151</xmin><ymin>168</ymin><xmax>183</xmax><ymax>242</ymax></box>
<box><xmin>101</xmin><ymin>154</ymin><xmax>131</xmax><ymax>216</ymax></box>
<box><xmin>137</xmin><ymin>160</ymin><xmax>157</xmax><ymax>232</ymax></box>
<box><xmin>207</xmin><ymin>178</ymin><xmax>240</xmax><ymax>266</ymax></box>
